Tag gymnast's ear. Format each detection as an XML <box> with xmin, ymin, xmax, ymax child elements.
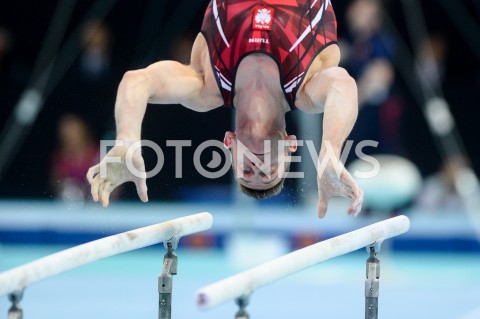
<box><xmin>223</xmin><ymin>131</ymin><xmax>236</xmax><ymax>149</ymax></box>
<box><xmin>285</xmin><ymin>134</ymin><xmax>298</xmax><ymax>152</ymax></box>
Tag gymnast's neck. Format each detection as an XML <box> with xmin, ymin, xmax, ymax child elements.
<box><xmin>233</xmin><ymin>54</ymin><xmax>288</xmax><ymax>139</ymax></box>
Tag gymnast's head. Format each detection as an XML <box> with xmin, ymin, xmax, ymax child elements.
<box><xmin>223</xmin><ymin>131</ymin><xmax>297</xmax><ymax>199</ymax></box>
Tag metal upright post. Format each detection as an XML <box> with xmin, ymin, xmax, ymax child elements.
<box><xmin>234</xmin><ymin>295</ymin><xmax>250</xmax><ymax>319</ymax></box>
<box><xmin>8</xmin><ymin>290</ymin><xmax>24</xmax><ymax>319</ymax></box>
<box><xmin>158</xmin><ymin>238</ymin><xmax>179</xmax><ymax>319</ymax></box>
<box><xmin>365</xmin><ymin>243</ymin><xmax>381</xmax><ymax>319</ymax></box>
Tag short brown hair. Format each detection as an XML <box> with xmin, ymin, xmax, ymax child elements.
<box><xmin>238</xmin><ymin>178</ymin><xmax>286</xmax><ymax>199</ymax></box>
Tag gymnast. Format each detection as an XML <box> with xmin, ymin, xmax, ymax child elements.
<box><xmin>87</xmin><ymin>0</ymin><xmax>364</xmax><ymax>218</ymax></box>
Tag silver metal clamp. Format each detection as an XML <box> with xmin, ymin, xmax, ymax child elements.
<box><xmin>158</xmin><ymin>237</ymin><xmax>180</xmax><ymax>319</ymax></box>
<box><xmin>365</xmin><ymin>243</ymin><xmax>381</xmax><ymax>319</ymax></box>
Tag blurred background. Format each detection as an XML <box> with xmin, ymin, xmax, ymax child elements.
<box><xmin>0</xmin><ymin>0</ymin><xmax>479</xmax><ymax>318</ymax></box>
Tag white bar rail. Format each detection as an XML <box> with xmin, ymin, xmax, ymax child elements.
<box><xmin>0</xmin><ymin>212</ymin><xmax>213</xmax><ymax>296</ymax></box>
<box><xmin>197</xmin><ymin>215</ymin><xmax>410</xmax><ymax>309</ymax></box>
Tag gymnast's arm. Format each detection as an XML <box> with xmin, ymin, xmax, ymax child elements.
<box><xmin>115</xmin><ymin>61</ymin><xmax>207</xmax><ymax>142</ymax></box>
<box><xmin>301</xmin><ymin>67</ymin><xmax>358</xmax><ymax>159</ymax></box>
<box><xmin>87</xmin><ymin>59</ymin><xmax>216</xmax><ymax>207</ymax></box>
<box><xmin>297</xmin><ymin>66</ymin><xmax>363</xmax><ymax>217</ymax></box>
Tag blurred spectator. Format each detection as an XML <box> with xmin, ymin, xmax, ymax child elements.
<box><xmin>79</xmin><ymin>19</ymin><xmax>112</xmax><ymax>81</ymax></box>
<box><xmin>52</xmin><ymin>19</ymin><xmax>116</xmax><ymax>141</ymax></box>
<box><xmin>415</xmin><ymin>33</ymin><xmax>448</xmax><ymax>90</ymax></box>
<box><xmin>50</xmin><ymin>114</ymin><xmax>99</xmax><ymax>202</ymax></box>
<box><xmin>340</xmin><ymin>0</ymin><xmax>405</xmax><ymax>157</ymax></box>
<box><xmin>416</xmin><ymin>155</ymin><xmax>469</xmax><ymax>210</ymax></box>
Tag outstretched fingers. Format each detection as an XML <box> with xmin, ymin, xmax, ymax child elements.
<box><xmin>90</xmin><ymin>176</ymin><xmax>101</xmax><ymax>202</ymax></box>
<box><xmin>135</xmin><ymin>179</ymin><xmax>149</xmax><ymax>203</ymax></box>
<box><xmin>87</xmin><ymin>164</ymin><xmax>101</xmax><ymax>202</ymax></box>
<box><xmin>347</xmin><ymin>181</ymin><xmax>363</xmax><ymax>217</ymax></box>
<box><xmin>317</xmin><ymin>190</ymin><xmax>329</xmax><ymax>218</ymax></box>
<box><xmin>99</xmin><ymin>180</ymin><xmax>112</xmax><ymax>207</ymax></box>
<box><xmin>131</xmin><ymin>155</ymin><xmax>148</xmax><ymax>203</ymax></box>
<box><xmin>316</xmin><ymin>167</ymin><xmax>364</xmax><ymax>218</ymax></box>
<box><xmin>353</xmin><ymin>188</ymin><xmax>364</xmax><ymax>216</ymax></box>
<box><xmin>86</xmin><ymin>164</ymin><xmax>100</xmax><ymax>184</ymax></box>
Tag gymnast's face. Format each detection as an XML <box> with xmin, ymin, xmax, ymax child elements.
<box><xmin>223</xmin><ymin>131</ymin><xmax>297</xmax><ymax>190</ymax></box>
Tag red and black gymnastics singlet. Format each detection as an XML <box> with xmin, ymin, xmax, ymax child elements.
<box><xmin>201</xmin><ymin>0</ymin><xmax>337</xmax><ymax>108</ymax></box>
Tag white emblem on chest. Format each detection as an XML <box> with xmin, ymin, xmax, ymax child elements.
<box><xmin>255</xmin><ymin>8</ymin><xmax>272</xmax><ymax>25</ymax></box>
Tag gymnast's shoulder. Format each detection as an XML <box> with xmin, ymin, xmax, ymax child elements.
<box><xmin>184</xmin><ymin>33</ymin><xmax>224</xmax><ymax>111</ymax></box>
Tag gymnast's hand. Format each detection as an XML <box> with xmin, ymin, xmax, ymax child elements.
<box><xmin>316</xmin><ymin>160</ymin><xmax>363</xmax><ymax>218</ymax></box>
<box><xmin>86</xmin><ymin>144</ymin><xmax>148</xmax><ymax>207</ymax></box>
